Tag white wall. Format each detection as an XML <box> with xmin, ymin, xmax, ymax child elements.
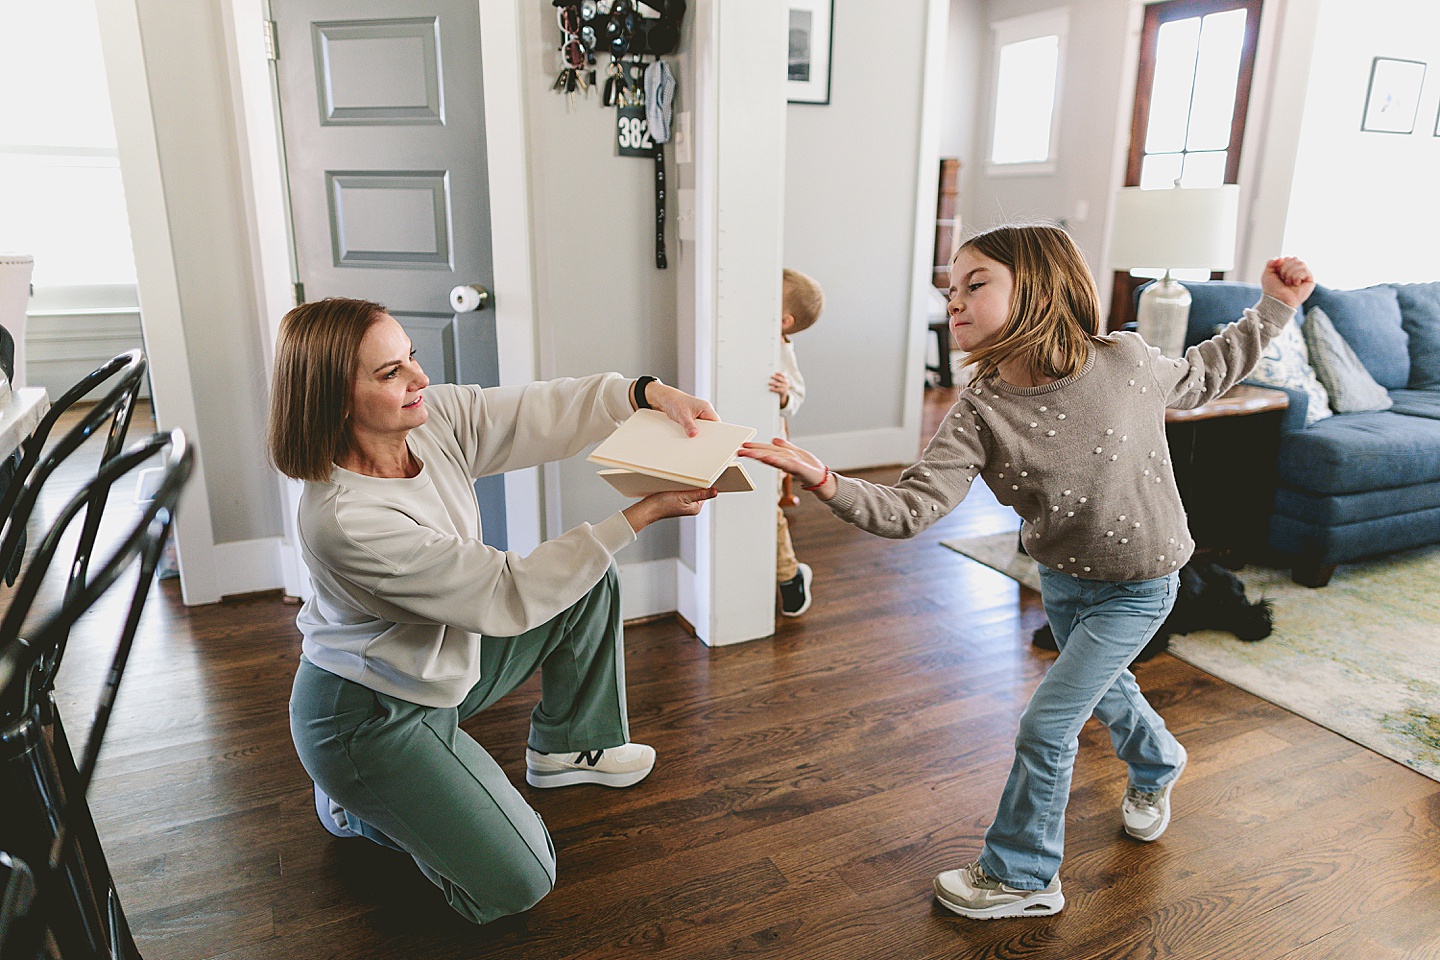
<box><xmin>518</xmin><ymin>3</ymin><xmax>684</xmax><ymax>567</ymax></box>
<box><xmin>784</xmin><ymin>0</ymin><xmax>938</xmax><ymax>469</ymax></box>
<box><xmin>1278</xmin><ymin>0</ymin><xmax>1440</xmax><ymax>288</ymax></box>
<box><xmin>960</xmin><ymin>0</ymin><xmax>1134</xmax><ymax>284</ymax></box>
<box><xmin>132</xmin><ymin>0</ymin><xmax>280</xmax><ymax>545</ymax></box>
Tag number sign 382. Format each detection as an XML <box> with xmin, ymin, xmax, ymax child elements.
<box><xmin>616</xmin><ymin>105</ymin><xmax>655</xmax><ymax>156</ymax></box>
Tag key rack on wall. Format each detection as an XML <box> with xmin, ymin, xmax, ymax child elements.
<box><xmin>551</xmin><ymin>0</ymin><xmax>686</xmax><ymax>268</ymax></box>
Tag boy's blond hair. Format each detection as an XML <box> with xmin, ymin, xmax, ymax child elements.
<box><xmin>782</xmin><ymin>268</ymin><xmax>824</xmax><ymax>333</ymax></box>
<box><xmin>956</xmin><ymin>224</ymin><xmax>1108</xmax><ymax>384</ymax></box>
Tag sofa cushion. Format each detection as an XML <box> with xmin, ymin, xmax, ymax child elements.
<box><xmin>1303</xmin><ymin>306</ymin><xmax>1392</xmax><ymax>413</ymax></box>
<box><xmin>1275</xmin><ymin>476</ymin><xmax>1440</xmax><ymax>526</ymax></box>
<box><xmin>1176</xmin><ymin>280</ymin><xmax>1263</xmax><ymax>349</ymax></box>
<box><xmin>1388</xmin><ymin>388</ymin><xmax>1440</xmax><ymax>420</ymax></box>
<box><xmin>1302</xmin><ymin>285</ymin><xmax>1409</xmax><ymax>389</ymax></box>
<box><xmin>1245</xmin><ymin>316</ymin><xmax>1332</xmax><ymax>426</ymax></box>
<box><xmin>1278</xmin><ymin>410</ymin><xmax>1440</xmax><ymax>495</ymax></box>
<box><xmin>1392</xmin><ymin>282</ymin><xmax>1440</xmax><ymax>388</ymax></box>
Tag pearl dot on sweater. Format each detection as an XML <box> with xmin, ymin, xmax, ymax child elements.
<box><xmin>1106</xmin><ymin>429</ymin><xmax>1114</xmax><ymax>435</ymax></box>
<box><xmin>1067</xmin><ymin>511</ymin><xmax>1074</xmax><ymax>517</ymax></box>
<box><xmin>1012</xmin><ymin>485</ymin><xmax>1019</xmax><ymax>490</ymax></box>
<box><xmin>1121</xmin><ymin>538</ymin><xmax>1128</xmax><ymax>543</ymax></box>
<box><xmin>1052</xmin><ymin>506</ymin><xmax>1059</xmax><ymax>512</ymax></box>
<box><xmin>1064</xmin><ymin>490</ymin><xmax>1072</xmax><ymax>496</ymax></box>
<box><xmin>1095</xmin><ymin>447</ymin><xmax>1103</xmax><ymax>454</ymax></box>
<box><xmin>1058</xmin><ymin>414</ymin><xmax>1067</xmax><ymax>420</ymax></box>
<box><xmin>1110</xmin><ymin>455</ymin><xmax>1118</xmax><ymax>461</ymax></box>
<box><xmin>1020</xmin><ymin>471</ymin><xmax>1028</xmax><ymax>477</ymax></box>
<box><xmin>1030</xmin><ymin>422</ymin><xmax>1038</xmax><ymax>428</ymax></box>
<box><xmin>1084</xmin><ymin>566</ymin><xmax>1091</xmax><ymax>572</ymax></box>
<box><xmin>1106</xmin><ymin>530</ymin><xmax>1114</xmax><ymax>536</ymax></box>
<box><xmin>1047</xmin><ymin>430</ymin><xmax>1056</xmax><ymax>436</ymax></box>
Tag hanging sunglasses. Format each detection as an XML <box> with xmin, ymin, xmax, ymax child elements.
<box><xmin>557</xmin><ymin>4</ymin><xmax>580</xmax><ymax>37</ymax></box>
<box><xmin>562</xmin><ymin>38</ymin><xmax>587</xmax><ymax>71</ymax></box>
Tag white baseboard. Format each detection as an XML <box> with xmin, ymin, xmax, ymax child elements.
<box><xmin>620</xmin><ymin>557</ymin><xmax>679</xmax><ymax>621</ymax></box>
<box><xmin>791</xmin><ymin>426</ymin><xmax>917</xmax><ymax>473</ymax></box>
<box><xmin>210</xmin><ymin>537</ymin><xmax>285</xmax><ymax>598</ymax></box>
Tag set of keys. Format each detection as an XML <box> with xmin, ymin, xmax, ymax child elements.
<box><xmin>553</xmin><ymin>2</ymin><xmax>597</xmax><ymax>97</ymax></box>
<box><xmin>602</xmin><ymin>58</ymin><xmax>647</xmax><ymax>108</ymax></box>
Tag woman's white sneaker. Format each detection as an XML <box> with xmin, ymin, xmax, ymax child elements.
<box><xmin>933</xmin><ymin>862</ymin><xmax>1064</xmax><ymax>919</ymax></box>
<box><xmin>1123</xmin><ymin>744</ymin><xmax>1187</xmax><ymax>841</ymax></box>
<box><xmin>525</xmin><ymin>742</ymin><xmax>656</xmax><ymax>788</ymax></box>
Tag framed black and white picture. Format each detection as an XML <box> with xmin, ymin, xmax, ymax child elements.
<box><xmin>787</xmin><ymin>0</ymin><xmax>833</xmax><ymax>104</ymax></box>
<box><xmin>1360</xmin><ymin>56</ymin><xmax>1426</xmax><ymax>134</ymax></box>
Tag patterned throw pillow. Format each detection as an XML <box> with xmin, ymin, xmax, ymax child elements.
<box><xmin>1244</xmin><ymin>315</ymin><xmax>1333</xmax><ymax>426</ymax></box>
<box><xmin>1303</xmin><ymin>306</ymin><xmax>1393</xmax><ymax>414</ymax></box>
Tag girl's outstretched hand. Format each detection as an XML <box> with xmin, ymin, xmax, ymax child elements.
<box><xmin>1261</xmin><ymin>256</ymin><xmax>1316</xmax><ymax>309</ymax></box>
<box><xmin>738</xmin><ymin>438</ymin><xmax>836</xmax><ymax>500</ymax></box>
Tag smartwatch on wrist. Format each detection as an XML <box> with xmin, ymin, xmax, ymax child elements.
<box><xmin>633</xmin><ymin>375</ymin><xmax>661</xmax><ymax>409</ymax></box>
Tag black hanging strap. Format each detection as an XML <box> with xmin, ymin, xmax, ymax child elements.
<box><xmin>653</xmin><ymin>141</ymin><xmax>667</xmax><ymax>269</ymax></box>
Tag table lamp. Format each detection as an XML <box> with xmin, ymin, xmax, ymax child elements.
<box><xmin>1108</xmin><ymin>183</ymin><xmax>1239</xmax><ymax>357</ymax></box>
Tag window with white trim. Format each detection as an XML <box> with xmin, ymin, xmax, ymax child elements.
<box><xmin>987</xmin><ymin>8</ymin><xmax>1069</xmax><ymax>174</ymax></box>
<box><xmin>0</xmin><ymin>0</ymin><xmax>138</xmax><ymax>292</ymax></box>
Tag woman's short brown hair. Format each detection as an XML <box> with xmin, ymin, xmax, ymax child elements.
<box><xmin>267</xmin><ymin>297</ymin><xmax>387</xmax><ymax>482</ymax></box>
<box><xmin>956</xmin><ymin>223</ymin><xmax>1107</xmax><ymax>384</ymax></box>
<box><xmin>782</xmin><ymin>268</ymin><xmax>825</xmax><ymax>333</ymax></box>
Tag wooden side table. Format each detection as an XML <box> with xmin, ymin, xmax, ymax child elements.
<box><xmin>1165</xmin><ymin>384</ymin><xmax>1289</xmax><ymax>564</ymax></box>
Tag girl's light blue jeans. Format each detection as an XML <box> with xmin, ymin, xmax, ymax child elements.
<box><xmin>978</xmin><ymin>565</ymin><xmax>1183</xmax><ymax>890</ymax></box>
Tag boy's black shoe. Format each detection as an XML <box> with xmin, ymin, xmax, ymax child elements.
<box><xmin>779</xmin><ymin>563</ymin><xmax>813</xmax><ymax>617</ymax></box>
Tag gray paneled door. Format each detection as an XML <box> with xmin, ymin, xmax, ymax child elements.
<box><xmin>272</xmin><ymin>0</ymin><xmax>505</xmax><ymax>547</ymax></box>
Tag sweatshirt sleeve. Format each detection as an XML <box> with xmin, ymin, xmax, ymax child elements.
<box><xmin>429</xmin><ymin>375</ymin><xmax>636</xmax><ymax>478</ymax></box>
<box><xmin>824</xmin><ymin>399</ymin><xmax>988</xmax><ymax>539</ymax></box>
<box><xmin>319</xmin><ymin>494</ymin><xmax>636</xmax><ymax>637</ymax></box>
<box><xmin>1148</xmin><ymin>296</ymin><xmax>1296</xmax><ymax>410</ymax></box>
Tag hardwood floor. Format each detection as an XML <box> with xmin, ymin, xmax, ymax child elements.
<box><xmin>34</xmin><ymin>390</ymin><xmax>1440</xmax><ymax>959</ymax></box>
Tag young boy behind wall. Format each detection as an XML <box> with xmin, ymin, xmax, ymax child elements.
<box><xmin>774</xmin><ymin>268</ymin><xmax>823</xmax><ymax>616</ymax></box>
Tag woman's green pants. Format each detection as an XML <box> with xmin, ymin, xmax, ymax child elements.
<box><xmin>289</xmin><ymin>565</ymin><xmax>629</xmax><ymax>924</ymax></box>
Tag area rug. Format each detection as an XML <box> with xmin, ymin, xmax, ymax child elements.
<box><xmin>940</xmin><ymin>531</ymin><xmax>1440</xmax><ymax>782</ymax></box>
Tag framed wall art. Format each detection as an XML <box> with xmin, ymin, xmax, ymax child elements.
<box><xmin>787</xmin><ymin>0</ymin><xmax>833</xmax><ymax>104</ymax></box>
<box><xmin>1361</xmin><ymin>56</ymin><xmax>1426</xmax><ymax>134</ymax></box>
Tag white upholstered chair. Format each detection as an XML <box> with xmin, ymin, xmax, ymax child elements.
<box><xmin>0</xmin><ymin>254</ymin><xmax>33</xmax><ymax>389</ymax></box>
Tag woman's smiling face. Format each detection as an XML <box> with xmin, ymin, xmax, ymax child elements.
<box><xmin>947</xmin><ymin>246</ymin><xmax>1015</xmax><ymax>353</ymax></box>
<box><xmin>348</xmin><ymin>313</ymin><xmax>430</xmax><ymax>442</ymax></box>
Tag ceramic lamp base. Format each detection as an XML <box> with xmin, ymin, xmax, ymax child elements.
<box><xmin>1136</xmin><ymin>274</ymin><xmax>1190</xmax><ymax>359</ymax></box>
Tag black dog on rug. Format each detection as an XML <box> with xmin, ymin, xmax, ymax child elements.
<box><xmin>1031</xmin><ymin>559</ymin><xmax>1273</xmax><ymax>662</ymax></box>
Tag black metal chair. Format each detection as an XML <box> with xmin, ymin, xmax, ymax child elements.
<box><xmin>0</xmin><ymin>350</ymin><xmax>147</xmax><ymax>622</ymax></box>
<box><xmin>0</xmin><ymin>429</ymin><xmax>193</xmax><ymax>960</ymax></box>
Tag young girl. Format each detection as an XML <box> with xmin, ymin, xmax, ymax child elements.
<box><xmin>739</xmin><ymin>224</ymin><xmax>1314</xmax><ymax>920</ymax></box>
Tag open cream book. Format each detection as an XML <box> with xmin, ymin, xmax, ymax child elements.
<box><xmin>588</xmin><ymin>409</ymin><xmax>757</xmax><ymax>496</ymax></box>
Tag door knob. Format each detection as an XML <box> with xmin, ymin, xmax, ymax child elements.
<box><xmin>449</xmin><ymin>283</ymin><xmax>491</xmax><ymax>312</ymax></box>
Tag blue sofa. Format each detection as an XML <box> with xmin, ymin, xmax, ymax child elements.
<box><xmin>1175</xmin><ymin>280</ymin><xmax>1440</xmax><ymax>586</ymax></box>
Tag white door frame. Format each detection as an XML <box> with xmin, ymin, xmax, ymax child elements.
<box><xmin>98</xmin><ymin>0</ymin><xmax>544</xmax><ymax>603</ymax></box>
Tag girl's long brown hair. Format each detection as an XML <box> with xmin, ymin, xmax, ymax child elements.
<box><xmin>958</xmin><ymin>224</ymin><xmax>1108</xmax><ymax>384</ymax></box>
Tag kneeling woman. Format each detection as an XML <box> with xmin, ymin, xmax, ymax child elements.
<box><xmin>267</xmin><ymin>298</ymin><xmax>717</xmax><ymax>923</ymax></box>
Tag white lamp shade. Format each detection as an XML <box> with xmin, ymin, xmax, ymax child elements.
<box><xmin>1108</xmin><ymin>184</ymin><xmax>1239</xmax><ymax>271</ymax></box>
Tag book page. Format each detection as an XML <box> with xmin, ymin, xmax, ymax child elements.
<box><xmin>598</xmin><ymin>462</ymin><xmax>755</xmax><ymax>497</ymax></box>
<box><xmin>587</xmin><ymin>409</ymin><xmax>757</xmax><ymax>487</ymax></box>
